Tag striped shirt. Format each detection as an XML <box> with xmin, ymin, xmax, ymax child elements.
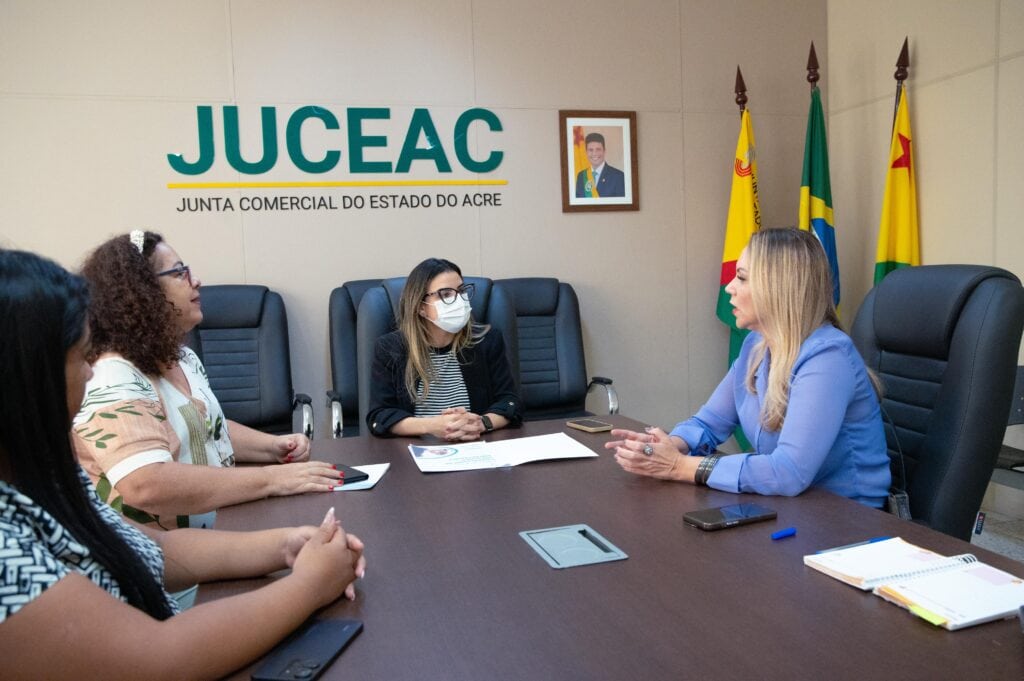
<box><xmin>414</xmin><ymin>347</ymin><xmax>471</xmax><ymax>416</ymax></box>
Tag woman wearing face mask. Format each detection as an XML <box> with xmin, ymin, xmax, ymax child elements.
<box><xmin>366</xmin><ymin>258</ymin><xmax>521</xmax><ymax>440</ymax></box>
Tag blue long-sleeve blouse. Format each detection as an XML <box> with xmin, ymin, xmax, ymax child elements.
<box><xmin>670</xmin><ymin>325</ymin><xmax>891</xmax><ymax>507</ymax></box>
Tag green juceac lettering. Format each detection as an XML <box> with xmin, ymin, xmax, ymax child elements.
<box><xmin>395</xmin><ymin>108</ymin><xmax>452</xmax><ymax>173</ymax></box>
<box><xmin>347</xmin><ymin>108</ymin><xmax>391</xmax><ymax>173</ymax></box>
<box><xmin>454</xmin><ymin>108</ymin><xmax>503</xmax><ymax>173</ymax></box>
<box><xmin>169</xmin><ymin>105</ymin><xmax>504</xmax><ymax>176</ymax></box>
<box><xmin>225</xmin><ymin>106</ymin><xmax>278</xmax><ymax>174</ymax></box>
<box><xmin>286</xmin><ymin>106</ymin><xmax>341</xmax><ymax>173</ymax></box>
<box><xmin>168</xmin><ymin>106</ymin><xmax>215</xmax><ymax>175</ymax></box>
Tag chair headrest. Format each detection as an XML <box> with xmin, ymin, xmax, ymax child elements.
<box><xmin>382</xmin><ymin>277</ymin><xmax>406</xmax><ymax>319</ymax></box>
<box><xmin>199</xmin><ymin>285</ymin><xmax>269</xmax><ymax>329</ymax></box>
<box><xmin>501</xmin><ymin>278</ymin><xmax>561</xmax><ymax>315</ymax></box>
<box><xmin>873</xmin><ymin>265</ymin><xmax>1020</xmax><ymax>358</ymax></box>
<box><xmin>341</xmin><ymin>279</ymin><xmax>383</xmax><ymax>311</ymax></box>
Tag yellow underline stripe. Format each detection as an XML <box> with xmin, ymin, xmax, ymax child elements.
<box><xmin>167</xmin><ymin>179</ymin><xmax>509</xmax><ymax>189</ymax></box>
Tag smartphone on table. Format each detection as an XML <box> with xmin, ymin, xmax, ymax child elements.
<box><xmin>683</xmin><ymin>503</ymin><xmax>777</xmax><ymax>531</ymax></box>
<box><xmin>335</xmin><ymin>463</ymin><xmax>369</xmax><ymax>485</ymax></box>
<box><xmin>566</xmin><ymin>418</ymin><xmax>613</xmax><ymax>433</ymax></box>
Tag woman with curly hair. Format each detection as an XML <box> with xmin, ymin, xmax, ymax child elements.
<box><xmin>73</xmin><ymin>231</ymin><xmax>342</xmax><ymax>540</ymax></box>
<box><xmin>0</xmin><ymin>249</ymin><xmax>364</xmax><ymax>680</ymax></box>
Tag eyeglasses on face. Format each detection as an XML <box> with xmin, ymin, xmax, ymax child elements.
<box><xmin>156</xmin><ymin>264</ymin><xmax>192</xmax><ymax>285</ymax></box>
<box><xmin>423</xmin><ymin>282</ymin><xmax>475</xmax><ymax>305</ymax></box>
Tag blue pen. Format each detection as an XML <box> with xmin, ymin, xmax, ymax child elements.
<box><xmin>771</xmin><ymin>527</ymin><xmax>796</xmax><ymax>540</ymax></box>
<box><xmin>815</xmin><ymin>536</ymin><xmax>891</xmax><ymax>554</ymax></box>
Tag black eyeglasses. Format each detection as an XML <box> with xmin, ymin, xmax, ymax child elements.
<box><xmin>156</xmin><ymin>264</ymin><xmax>192</xmax><ymax>285</ymax></box>
<box><xmin>423</xmin><ymin>283</ymin><xmax>475</xmax><ymax>305</ymax></box>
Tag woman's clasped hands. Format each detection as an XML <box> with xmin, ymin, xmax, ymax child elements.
<box><xmin>433</xmin><ymin>407</ymin><xmax>485</xmax><ymax>442</ymax></box>
<box><xmin>605</xmin><ymin>427</ymin><xmax>693</xmax><ymax>482</ymax></box>
<box><xmin>289</xmin><ymin>507</ymin><xmax>367</xmax><ymax>604</ymax></box>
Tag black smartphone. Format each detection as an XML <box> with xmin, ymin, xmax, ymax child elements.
<box><xmin>336</xmin><ymin>464</ymin><xmax>369</xmax><ymax>485</ymax></box>
<box><xmin>252</xmin><ymin>619</ymin><xmax>363</xmax><ymax>681</ymax></box>
<box><xmin>683</xmin><ymin>503</ymin><xmax>777</xmax><ymax>531</ymax></box>
<box><xmin>566</xmin><ymin>418</ymin><xmax>613</xmax><ymax>433</ymax></box>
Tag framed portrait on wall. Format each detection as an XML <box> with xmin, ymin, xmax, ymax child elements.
<box><xmin>559</xmin><ymin>110</ymin><xmax>639</xmax><ymax>212</ymax></box>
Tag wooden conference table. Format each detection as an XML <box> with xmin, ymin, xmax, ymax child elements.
<box><xmin>199</xmin><ymin>416</ymin><xmax>1024</xmax><ymax>680</ymax></box>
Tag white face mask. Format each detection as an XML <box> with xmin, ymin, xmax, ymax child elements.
<box><xmin>428</xmin><ymin>297</ymin><xmax>471</xmax><ymax>334</ymax></box>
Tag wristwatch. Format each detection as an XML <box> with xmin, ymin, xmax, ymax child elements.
<box><xmin>481</xmin><ymin>414</ymin><xmax>494</xmax><ymax>433</ymax></box>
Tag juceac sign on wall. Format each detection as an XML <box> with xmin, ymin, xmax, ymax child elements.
<box><xmin>167</xmin><ymin>106</ymin><xmax>507</xmax><ymax>213</ymax></box>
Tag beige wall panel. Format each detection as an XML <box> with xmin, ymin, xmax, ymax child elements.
<box><xmin>476</xmin><ymin>109</ymin><xmax>686</xmax><ymax>427</ymax></box>
<box><xmin>682</xmin><ymin>112</ymin><xmax>734</xmax><ymax>417</ymax></box>
<box><xmin>995</xmin><ymin>55</ymin><xmax>1024</xmax><ymax>280</ymax></box>
<box><xmin>230</xmin><ymin>0</ymin><xmax>475</xmax><ymax>105</ymax></box>
<box><xmin>828</xmin><ymin>98</ymin><xmax>892</xmax><ymax>316</ymax></box>
<box><xmin>238</xmin><ymin>206</ymin><xmax>481</xmax><ymax>419</ymax></box>
<box><xmin>752</xmin><ymin>114</ymin><xmax>816</xmax><ymax>230</ymax></box>
<box><xmin>913</xmin><ymin>68</ymin><xmax>996</xmax><ymax>266</ymax></box>
<box><xmin>0</xmin><ymin>1</ymin><xmax>231</xmax><ymax>98</ymax></box>
<box><xmin>0</xmin><ymin>97</ymin><xmax>245</xmax><ymax>281</ymax></box>
<box><xmin>1002</xmin><ymin>0</ymin><xmax>1024</xmax><ymax>56</ymax></box>
<box><xmin>681</xmin><ymin>0</ymin><xmax>828</xmax><ymax>116</ymax></box>
<box><xmin>472</xmin><ymin>0</ymin><xmax>682</xmax><ymax>110</ymax></box>
<box><xmin>827</xmin><ymin>0</ymin><xmax>998</xmax><ymax>111</ymax></box>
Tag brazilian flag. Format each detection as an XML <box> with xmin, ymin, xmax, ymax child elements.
<box><xmin>798</xmin><ymin>87</ymin><xmax>840</xmax><ymax>307</ymax></box>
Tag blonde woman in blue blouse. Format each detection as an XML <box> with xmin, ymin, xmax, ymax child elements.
<box><xmin>608</xmin><ymin>228</ymin><xmax>891</xmax><ymax>507</ymax></box>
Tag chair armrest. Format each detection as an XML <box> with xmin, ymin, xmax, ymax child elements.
<box><xmin>326</xmin><ymin>391</ymin><xmax>344</xmax><ymax>439</ymax></box>
<box><xmin>587</xmin><ymin>377</ymin><xmax>618</xmax><ymax>414</ymax></box>
<box><xmin>293</xmin><ymin>393</ymin><xmax>314</xmax><ymax>439</ymax></box>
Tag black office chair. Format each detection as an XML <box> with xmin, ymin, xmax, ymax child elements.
<box><xmin>355</xmin><ymin>276</ymin><xmax>518</xmax><ymax>433</ymax></box>
<box><xmin>850</xmin><ymin>265</ymin><xmax>1024</xmax><ymax>540</ymax></box>
<box><xmin>494</xmin><ymin>277</ymin><xmax>617</xmax><ymax>421</ymax></box>
<box><xmin>326</xmin><ymin>279</ymin><xmax>382</xmax><ymax>438</ymax></box>
<box><xmin>184</xmin><ymin>284</ymin><xmax>313</xmax><ymax>437</ymax></box>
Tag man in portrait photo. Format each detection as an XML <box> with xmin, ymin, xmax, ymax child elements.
<box><xmin>575</xmin><ymin>132</ymin><xmax>625</xmax><ymax>198</ymax></box>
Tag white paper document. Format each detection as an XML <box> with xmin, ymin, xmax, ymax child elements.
<box><xmin>407</xmin><ymin>433</ymin><xmax>598</xmax><ymax>473</ymax></box>
<box><xmin>333</xmin><ymin>463</ymin><xmax>390</xmax><ymax>491</ymax></box>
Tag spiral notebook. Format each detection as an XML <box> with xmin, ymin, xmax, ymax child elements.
<box><xmin>804</xmin><ymin>537</ymin><xmax>1024</xmax><ymax>630</ymax></box>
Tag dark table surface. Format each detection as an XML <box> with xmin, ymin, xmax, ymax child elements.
<box><xmin>199</xmin><ymin>415</ymin><xmax>1024</xmax><ymax>680</ymax></box>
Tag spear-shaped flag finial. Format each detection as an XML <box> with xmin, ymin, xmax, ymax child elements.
<box><xmin>807</xmin><ymin>41</ymin><xmax>820</xmax><ymax>88</ymax></box>
<box><xmin>735</xmin><ymin>66</ymin><xmax>748</xmax><ymax>114</ymax></box>
<box><xmin>894</xmin><ymin>37</ymin><xmax>909</xmax><ymax>83</ymax></box>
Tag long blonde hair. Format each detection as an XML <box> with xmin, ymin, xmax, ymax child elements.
<box><xmin>744</xmin><ymin>228</ymin><xmax>840</xmax><ymax>431</ymax></box>
<box><xmin>398</xmin><ymin>258</ymin><xmax>485</xmax><ymax>402</ymax></box>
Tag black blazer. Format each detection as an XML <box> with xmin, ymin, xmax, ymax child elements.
<box><xmin>366</xmin><ymin>329</ymin><xmax>522</xmax><ymax>436</ymax></box>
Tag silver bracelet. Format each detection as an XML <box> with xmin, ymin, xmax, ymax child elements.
<box><xmin>695</xmin><ymin>454</ymin><xmax>720</xmax><ymax>486</ymax></box>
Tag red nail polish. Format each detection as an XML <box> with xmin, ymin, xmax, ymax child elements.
<box><xmin>328</xmin><ymin>484</ymin><xmax>335</xmax><ymax>490</ymax></box>
<box><xmin>332</xmin><ymin>464</ymin><xmax>337</xmax><ymax>469</ymax></box>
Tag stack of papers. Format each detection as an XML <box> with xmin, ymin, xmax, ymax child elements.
<box><xmin>804</xmin><ymin>537</ymin><xmax>1024</xmax><ymax>630</ymax></box>
<box><xmin>408</xmin><ymin>432</ymin><xmax>598</xmax><ymax>473</ymax></box>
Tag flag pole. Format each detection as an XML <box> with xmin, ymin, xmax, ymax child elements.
<box><xmin>806</xmin><ymin>41</ymin><xmax>820</xmax><ymax>90</ymax></box>
<box><xmin>734</xmin><ymin>66</ymin><xmax>747</xmax><ymax>118</ymax></box>
<box><xmin>892</xmin><ymin>37</ymin><xmax>910</xmax><ymax>129</ymax></box>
